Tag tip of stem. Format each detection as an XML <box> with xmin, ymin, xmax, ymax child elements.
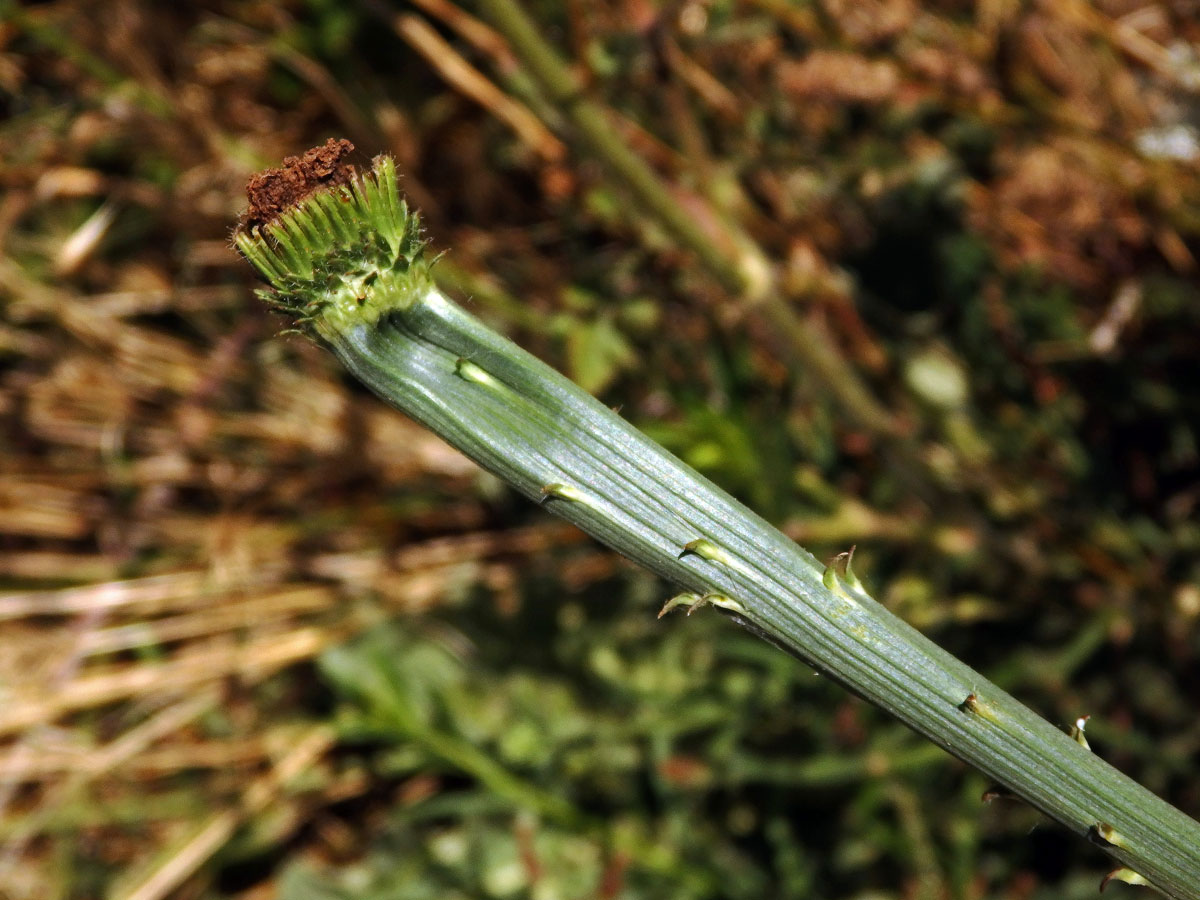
<box><xmin>235</xmin><ymin>147</ymin><xmax>430</xmax><ymax>335</ymax></box>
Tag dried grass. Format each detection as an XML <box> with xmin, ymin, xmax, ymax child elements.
<box><xmin>0</xmin><ymin>6</ymin><xmax>597</xmax><ymax>892</ymax></box>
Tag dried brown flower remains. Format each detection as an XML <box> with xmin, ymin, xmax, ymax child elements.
<box><xmin>241</xmin><ymin>138</ymin><xmax>357</xmax><ymax>232</ymax></box>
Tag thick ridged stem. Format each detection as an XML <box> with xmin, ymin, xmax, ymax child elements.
<box><xmin>237</xmin><ymin>158</ymin><xmax>1200</xmax><ymax>898</ymax></box>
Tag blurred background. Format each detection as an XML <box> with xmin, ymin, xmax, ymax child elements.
<box><xmin>2</xmin><ymin>1</ymin><xmax>1199</xmax><ymax>898</ymax></box>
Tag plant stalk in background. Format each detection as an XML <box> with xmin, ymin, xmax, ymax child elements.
<box><xmin>236</xmin><ymin>154</ymin><xmax>1200</xmax><ymax>898</ymax></box>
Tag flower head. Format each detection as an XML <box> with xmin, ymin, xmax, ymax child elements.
<box><xmin>235</xmin><ymin>144</ymin><xmax>429</xmax><ymax>336</ymax></box>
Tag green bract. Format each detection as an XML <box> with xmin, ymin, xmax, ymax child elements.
<box><xmin>238</xmin><ymin>156</ymin><xmax>1200</xmax><ymax>899</ymax></box>
<box><xmin>236</xmin><ymin>156</ymin><xmax>430</xmax><ymax>335</ymax></box>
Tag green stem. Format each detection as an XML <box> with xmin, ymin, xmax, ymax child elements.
<box><xmin>476</xmin><ymin>0</ymin><xmax>748</xmax><ymax>296</ymax></box>
<box><xmin>236</xmin><ymin>157</ymin><xmax>1200</xmax><ymax>898</ymax></box>
<box><xmin>470</xmin><ymin>0</ymin><xmax>906</xmax><ymax>440</ymax></box>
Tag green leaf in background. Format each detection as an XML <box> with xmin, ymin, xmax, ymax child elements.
<box><xmin>565</xmin><ymin>314</ymin><xmax>637</xmax><ymax>395</ymax></box>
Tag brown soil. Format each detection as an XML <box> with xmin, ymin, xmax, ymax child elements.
<box><xmin>241</xmin><ymin>138</ymin><xmax>357</xmax><ymax>231</ymax></box>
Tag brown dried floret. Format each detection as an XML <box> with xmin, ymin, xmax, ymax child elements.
<box><xmin>241</xmin><ymin>138</ymin><xmax>357</xmax><ymax>231</ymax></box>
